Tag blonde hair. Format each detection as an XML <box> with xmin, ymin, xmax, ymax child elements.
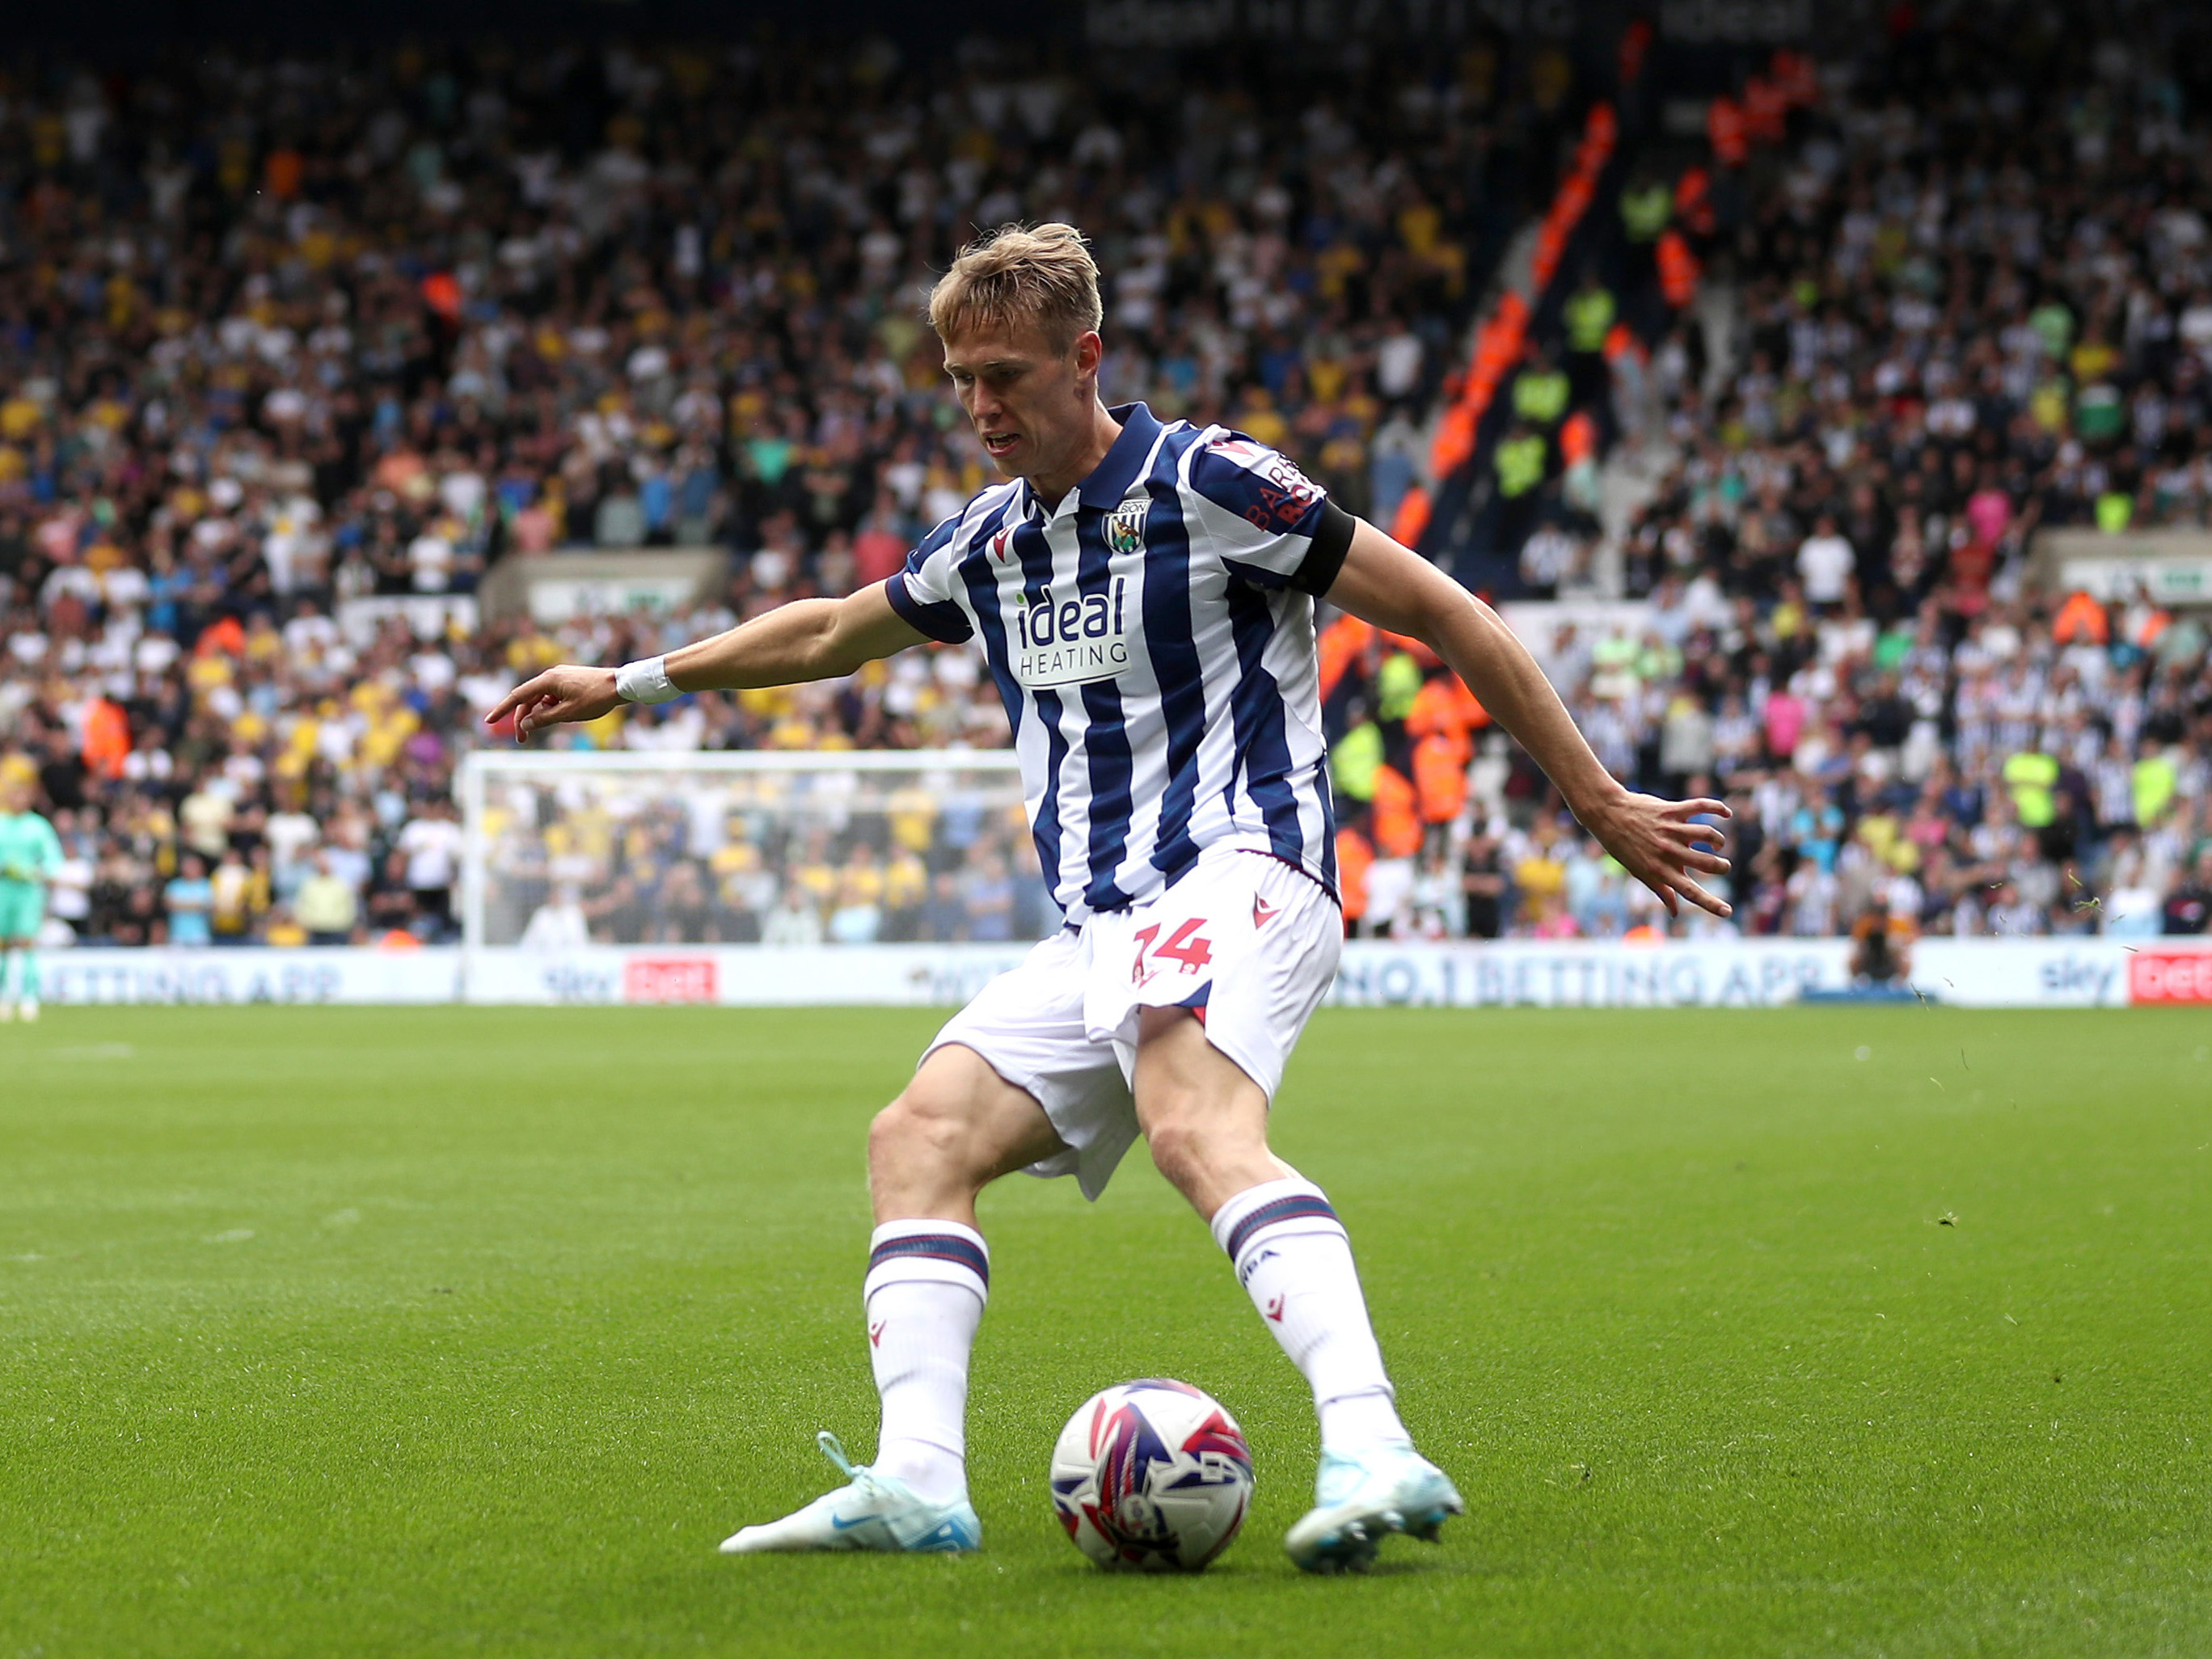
<box><xmin>927</xmin><ymin>222</ymin><xmax>1102</xmax><ymax>352</ymax></box>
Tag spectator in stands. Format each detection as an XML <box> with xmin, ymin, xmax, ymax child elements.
<box><xmin>1795</xmin><ymin>516</ymin><xmax>1855</xmax><ymax>612</ymax></box>
<box><xmin>1564</xmin><ymin>273</ymin><xmax>1618</xmax><ymax>407</ymax></box>
<box><xmin>1493</xmin><ymin>424</ymin><xmax>1549</xmax><ymax>553</ymax></box>
<box><xmin>399</xmin><ymin>801</ymin><xmax>466</xmax><ymax>943</ymax></box>
<box><xmin>296</xmin><ymin>851</ymin><xmax>363</xmax><ymax>948</ymax></box>
<box><xmin>2165</xmin><ymin>849</ymin><xmax>2212</xmax><ymax>935</ymax></box>
<box><xmin>1459</xmin><ymin>830</ymin><xmax>1508</xmax><ymax>939</ymax></box>
<box><xmin>164</xmin><ymin>855</ymin><xmax>213</xmax><ymax>948</ymax></box>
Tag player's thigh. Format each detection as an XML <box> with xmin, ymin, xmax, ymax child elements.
<box><xmin>922</xmin><ymin>930</ymin><xmax>1139</xmax><ymax>1196</ymax></box>
<box><xmin>875</xmin><ymin>1040</ymin><xmax>1069</xmax><ymax>1184</ymax></box>
<box><xmin>1131</xmin><ymin>1006</ymin><xmax>1271</xmax><ymax>1143</ymax></box>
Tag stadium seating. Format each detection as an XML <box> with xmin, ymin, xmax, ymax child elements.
<box><xmin>0</xmin><ymin>27</ymin><xmax>2205</xmax><ymax>948</ymax></box>
<box><xmin>0</xmin><ymin>36</ymin><xmax>1553</xmax><ymax>945</ymax></box>
<box><xmin>1575</xmin><ymin>18</ymin><xmax>2212</xmax><ymax>945</ymax></box>
<box><xmin>1344</xmin><ymin>15</ymin><xmax>2212</xmax><ymax>945</ymax></box>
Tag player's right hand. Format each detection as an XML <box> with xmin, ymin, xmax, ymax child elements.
<box><xmin>484</xmin><ymin>665</ymin><xmax>622</xmax><ymax>741</ymax></box>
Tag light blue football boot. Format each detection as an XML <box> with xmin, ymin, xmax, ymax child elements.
<box><xmin>718</xmin><ymin>1432</ymin><xmax>981</xmax><ymax>1555</ymax></box>
<box><xmin>1284</xmin><ymin>1442</ymin><xmax>1465</xmax><ymax>1573</ymax></box>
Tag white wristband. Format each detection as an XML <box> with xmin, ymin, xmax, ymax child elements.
<box><xmin>614</xmin><ymin>656</ymin><xmax>679</xmax><ymax>704</ymax></box>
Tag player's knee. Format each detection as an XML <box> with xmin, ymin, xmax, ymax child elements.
<box><xmin>868</xmin><ymin>1086</ymin><xmax>972</xmax><ymax>1178</ymax></box>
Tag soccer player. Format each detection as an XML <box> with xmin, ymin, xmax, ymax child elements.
<box><xmin>0</xmin><ymin>762</ymin><xmax>64</xmax><ymax>1022</ymax></box>
<box><xmin>488</xmin><ymin>225</ymin><xmax>1729</xmax><ymax>1572</ymax></box>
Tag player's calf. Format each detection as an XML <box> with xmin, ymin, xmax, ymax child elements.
<box><xmin>1209</xmin><ymin>1176</ymin><xmax>1469</xmax><ymax>1569</ymax></box>
<box><xmin>740</xmin><ymin>1047</ymin><xmax>1066</xmax><ymax>1539</ymax></box>
<box><xmin>1129</xmin><ymin>1007</ymin><xmax>1461</xmax><ymax>1568</ymax></box>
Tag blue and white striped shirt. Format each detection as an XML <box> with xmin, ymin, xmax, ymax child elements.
<box><xmin>884</xmin><ymin>402</ymin><xmax>1348</xmax><ymax>923</ymax></box>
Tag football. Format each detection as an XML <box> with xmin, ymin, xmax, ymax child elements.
<box><xmin>1048</xmin><ymin>1379</ymin><xmax>1255</xmax><ymax>1572</ymax></box>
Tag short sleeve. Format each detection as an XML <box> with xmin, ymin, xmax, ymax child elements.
<box><xmin>1184</xmin><ymin>433</ymin><xmax>1354</xmax><ymax>597</ymax></box>
<box><xmin>881</xmin><ymin>515</ymin><xmax>974</xmax><ymax>644</ymax></box>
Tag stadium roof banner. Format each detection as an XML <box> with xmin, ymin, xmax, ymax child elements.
<box><xmin>1083</xmin><ymin>0</ymin><xmax>1838</xmax><ymax>46</ymax></box>
<box><xmin>1086</xmin><ymin>0</ymin><xmax>1600</xmax><ymax>45</ymax></box>
<box><xmin>14</xmin><ymin>0</ymin><xmax>1071</xmax><ymax>49</ymax></box>
<box><xmin>18</xmin><ymin>0</ymin><xmax>1857</xmax><ymax>47</ymax></box>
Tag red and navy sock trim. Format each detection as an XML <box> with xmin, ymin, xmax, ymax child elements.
<box><xmin>1225</xmin><ymin>1194</ymin><xmax>1338</xmax><ymax>1260</ymax></box>
<box><xmin>868</xmin><ymin>1233</ymin><xmax>989</xmax><ymax>1286</ymax></box>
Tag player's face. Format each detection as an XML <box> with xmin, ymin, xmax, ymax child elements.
<box><xmin>941</xmin><ymin>319</ymin><xmax>1101</xmax><ymax>486</ymax></box>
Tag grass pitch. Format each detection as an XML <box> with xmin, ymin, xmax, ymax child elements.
<box><xmin>2</xmin><ymin>1004</ymin><xmax>2207</xmax><ymax>1658</ymax></box>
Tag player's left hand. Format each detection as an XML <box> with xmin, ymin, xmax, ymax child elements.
<box><xmin>1582</xmin><ymin>792</ymin><xmax>1733</xmax><ymax>919</ymax></box>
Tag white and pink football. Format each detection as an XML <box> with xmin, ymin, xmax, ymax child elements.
<box><xmin>1049</xmin><ymin>1379</ymin><xmax>1254</xmax><ymax>1572</ymax></box>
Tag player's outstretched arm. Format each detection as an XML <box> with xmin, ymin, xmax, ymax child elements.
<box><xmin>1326</xmin><ymin>517</ymin><xmax>1732</xmax><ymax>919</ymax></box>
<box><xmin>485</xmin><ymin>583</ymin><xmax>931</xmax><ymax>741</ymax></box>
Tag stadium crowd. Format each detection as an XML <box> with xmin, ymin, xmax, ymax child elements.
<box><xmin>1336</xmin><ymin>15</ymin><xmax>2212</xmax><ymax>948</ymax></box>
<box><xmin>0</xmin><ymin>32</ymin><xmax>1557</xmax><ymax>946</ymax></box>
<box><xmin>2</xmin><ymin>26</ymin><xmax>2208</xmax><ymax>951</ymax></box>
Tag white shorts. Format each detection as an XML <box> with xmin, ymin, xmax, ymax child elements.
<box><xmin>923</xmin><ymin>844</ymin><xmax>1343</xmax><ymax>1200</ymax></box>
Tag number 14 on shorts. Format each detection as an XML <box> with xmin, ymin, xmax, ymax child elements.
<box><xmin>1131</xmin><ymin>918</ymin><xmax>1213</xmax><ymax>984</ymax></box>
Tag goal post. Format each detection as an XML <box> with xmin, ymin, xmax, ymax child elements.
<box><xmin>446</xmin><ymin>746</ymin><xmax>1957</xmax><ymax>1013</ymax></box>
<box><xmin>457</xmin><ymin>748</ymin><xmax>1049</xmax><ymax>998</ymax></box>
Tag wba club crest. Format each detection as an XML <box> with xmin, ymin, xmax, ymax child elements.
<box><xmin>1104</xmin><ymin>499</ymin><xmax>1149</xmax><ymax>555</ymax></box>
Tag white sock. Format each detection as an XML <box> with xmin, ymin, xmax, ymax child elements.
<box><xmin>1211</xmin><ymin>1177</ymin><xmax>1409</xmax><ymax>1456</ymax></box>
<box><xmin>862</xmin><ymin>1221</ymin><xmax>988</xmax><ymax>1505</ymax></box>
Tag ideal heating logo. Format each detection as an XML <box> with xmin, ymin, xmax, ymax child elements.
<box><xmin>1011</xmin><ymin>579</ymin><xmax>1132</xmax><ymax>688</ymax></box>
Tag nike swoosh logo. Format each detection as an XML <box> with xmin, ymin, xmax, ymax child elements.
<box><xmin>830</xmin><ymin>1514</ymin><xmax>870</xmax><ymax>1531</ymax></box>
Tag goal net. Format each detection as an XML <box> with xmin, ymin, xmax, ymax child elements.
<box><xmin>458</xmin><ymin>749</ymin><xmax>1052</xmax><ymax>952</ymax></box>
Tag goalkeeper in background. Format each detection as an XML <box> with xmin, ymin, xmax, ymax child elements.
<box><xmin>0</xmin><ymin>758</ymin><xmax>63</xmax><ymax>1022</ymax></box>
